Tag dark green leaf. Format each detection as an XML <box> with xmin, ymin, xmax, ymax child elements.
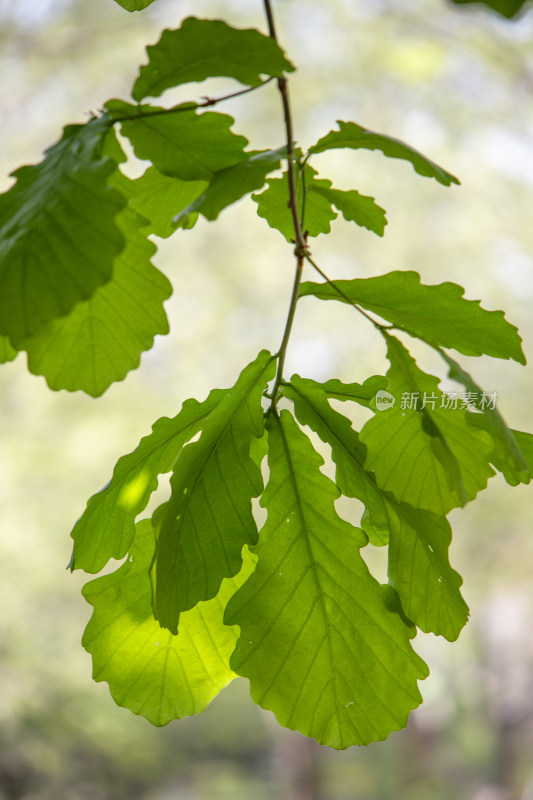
<box><xmin>299</xmin><ymin>271</ymin><xmax>525</xmax><ymax>363</ymax></box>
<box><xmin>107</xmin><ymin>100</ymin><xmax>249</xmax><ymax>181</ymax></box>
<box><xmin>359</xmin><ymin>336</ymin><xmax>495</xmax><ymax>515</ymax></box>
<box><xmin>71</xmin><ymin>388</ymin><xmax>226</xmax><ymax>573</ymax></box>
<box><xmin>286</xmin><ymin>376</ymin><xmax>469</xmax><ymax>641</ymax></box>
<box><xmin>129</xmin><ymin>167</ymin><xmax>207</xmax><ymax>237</ymax></box>
<box><xmin>133</xmin><ymin>17</ymin><xmax>295</xmax><ymax>101</ymax></box>
<box><xmin>174</xmin><ymin>149</ymin><xmax>285</xmax><ymax>225</ymax></box>
<box><xmin>82</xmin><ymin>519</ymin><xmax>254</xmax><ymax>726</ymax></box>
<box><xmin>448</xmin><ymin>0</ymin><xmax>527</xmax><ymax>18</ymax></box>
<box><xmin>21</xmin><ymin>137</ymin><xmax>172</xmax><ymax>396</ymax></box>
<box><xmin>441</xmin><ymin>352</ymin><xmax>530</xmax><ymax>486</ymax></box>
<box><xmin>225</xmin><ymin>411</ymin><xmax>428</xmax><ymax>748</ymax></box>
<box><xmin>0</xmin><ymin>116</ymin><xmax>125</xmax><ymax>345</ymax></box>
<box><xmin>309</xmin><ymin>121</ymin><xmax>459</xmax><ymax>186</ymax></box>
<box><xmin>151</xmin><ymin>351</ymin><xmax>276</xmax><ymax>633</ymax></box>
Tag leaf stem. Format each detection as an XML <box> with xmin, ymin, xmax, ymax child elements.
<box><xmin>264</xmin><ymin>0</ymin><xmax>308</xmax><ymax>408</ymax></box>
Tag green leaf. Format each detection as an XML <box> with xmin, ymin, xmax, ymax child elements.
<box><xmin>317</xmin><ymin>375</ymin><xmax>389</xmax><ymax>408</ymax></box>
<box><xmin>448</xmin><ymin>0</ymin><xmax>527</xmax><ymax>18</ymax></box>
<box><xmin>0</xmin><ymin>116</ymin><xmax>125</xmax><ymax>345</ymax></box>
<box><xmin>174</xmin><ymin>149</ymin><xmax>285</xmax><ymax>226</ymax></box>
<box><xmin>225</xmin><ymin>410</ymin><xmax>428</xmax><ymax>748</ymax></box>
<box><xmin>151</xmin><ymin>351</ymin><xmax>276</xmax><ymax>633</ymax></box>
<box><xmin>285</xmin><ymin>376</ymin><xmax>469</xmax><ymax>641</ymax></box>
<box><xmin>307</xmin><ymin>183</ymin><xmax>387</xmax><ymax>236</ymax></box>
<box><xmin>309</xmin><ymin>121</ymin><xmax>459</xmax><ymax>186</ymax></box>
<box><xmin>133</xmin><ymin>17</ymin><xmax>295</xmax><ymax>101</ymax></box>
<box><xmin>359</xmin><ymin>335</ymin><xmax>495</xmax><ymax>515</ymax></box>
<box><xmin>129</xmin><ymin>167</ymin><xmax>207</xmax><ymax>237</ymax></box>
<box><xmin>0</xmin><ymin>336</ymin><xmax>17</xmax><ymax>364</ymax></box>
<box><xmin>252</xmin><ymin>164</ymin><xmax>385</xmax><ymax>241</ymax></box>
<box><xmin>71</xmin><ymin>388</ymin><xmax>226</xmax><ymax>573</ymax></box>
<box><xmin>299</xmin><ymin>271</ymin><xmax>526</xmax><ymax>363</ymax></box>
<box><xmin>441</xmin><ymin>352</ymin><xmax>530</xmax><ymax>486</ymax></box>
<box><xmin>21</xmin><ymin>137</ymin><xmax>172</xmax><ymax>397</ymax></box>
<box><xmin>253</xmin><ymin>169</ymin><xmax>335</xmax><ymax>241</ymax></box>
<box><xmin>510</xmin><ymin>430</ymin><xmax>533</xmax><ymax>472</ymax></box>
<box><xmin>112</xmin><ymin>0</ymin><xmax>157</xmax><ymax>10</ymax></box>
<box><xmin>107</xmin><ymin>100</ymin><xmax>249</xmax><ymax>181</ymax></box>
<box><xmin>82</xmin><ymin>519</ymin><xmax>254</xmax><ymax>726</ymax></box>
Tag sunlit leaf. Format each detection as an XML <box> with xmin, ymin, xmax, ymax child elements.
<box><xmin>107</xmin><ymin>100</ymin><xmax>249</xmax><ymax>181</ymax></box>
<box><xmin>317</xmin><ymin>375</ymin><xmax>389</xmax><ymax>407</ymax></box>
<box><xmin>133</xmin><ymin>17</ymin><xmax>294</xmax><ymax>101</ymax></box>
<box><xmin>441</xmin><ymin>352</ymin><xmax>530</xmax><ymax>485</ymax></box>
<box><xmin>71</xmin><ymin>388</ymin><xmax>226</xmax><ymax>573</ymax></box>
<box><xmin>359</xmin><ymin>335</ymin><xmax>495</xmax><ymax>515</ymax></box>
<box><xmin>299</xmin><ymin>271</ymin><xmax>525</xmax><ymax>363</ymax></box>
<box><xmin>286</xmin><ymin>376</ymin><xmax>469</xmax><ymax>641</ymax></box>
<box><xmin>0</xmin><ymin>116</ymin><xmax>125</xmax><ymax>345</ymax></box>
<box><xmin>309</xmin><ymin>121</ymin><xmax>459</xmax><ymax>186</ymax></box>
<box><xmin>22</xmin><ymin>134</ymin><xmax>172</xmax><ymax>396</ymax></box>
<box><xmin>151</xmin><ymin>350</ymin><xmax>276</xmax><ymax>633</ymax></box>
<box><xmin>83</xmin><ymin>519</ymin><xmax>255</xmax><ymax>726</ymax></box>
<box><xmin>129</xmin><ymin>167</ymin><xmax>207</xmax><ymax>237</ymax></box>
<box><xmin>226</xmin><ymin>410</ymin><xmax>428</xmax><ymax>748</ymax></box>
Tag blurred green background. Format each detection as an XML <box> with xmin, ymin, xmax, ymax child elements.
<box><xmin>1</xmin><ymin>0</ymin><xmax>533</xmax><ymax>797</ymax></box>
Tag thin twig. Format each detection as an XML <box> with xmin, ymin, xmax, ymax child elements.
<box><xmin>108</xmin><ymin>79</ymin><xmax>274</xmax><ymax>123</ymax></box>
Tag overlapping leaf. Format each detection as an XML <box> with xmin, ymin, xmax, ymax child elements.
<box><xmin>299</xmin><ymin>271</ymin><xmax>525</xmax><ymax>363</ymax></box>
<box><xmin>0</xmin><ymin>116</ymin><xmax>125</xmax><ymax>345</ymax></box>
<box><xmin>133</xmin><ymin>17</ymin><xmax>294</xmax><ymax>102</ymax></box>
<box><xmin>107</xmin><ymin>100</ymin><xmax>249</xmax><ymax>181</ymax></box>
<box><xmin>129</xmin><ymin>167</ymin><xmax>207</xmax><ymax>237</ymax></box>
<box><xmin>319</xmin><ymin>375</ymin><xmax>389</xmax><ymax>407</ymax></box>
<box><xmin>225</xmin><ymin>410</ymin><xmax>428</xmax><ymax>748</ymax></box>
<box><xmin>309</xmin><ymin>121</ymin><xmax>459</xmax><ymax>186</ymax></box>
<box><xmin>359</xmin><ymin>335</ymin><xmax>495</xmax><ymax>515</ymax></box>
<box><xmin>151</xmin><ymin>351</ymin><xmax>276</xmax><ymax>633</ymax></box>
<box><xmin>71</xmin><ymin>388</ymin><xmax>226</xmax><ymax>573</ymax></box>
<box><xmin>286</xmin><ymin>377</ymin><xmax>469</xmax><ymax>641</ymax></box>
<box><xmin>253</xmin><ymin>164</ymin><xmax>386</xmax><ymax>241</ymax></box>
<box><xmin>174</xmin><ymin>148</ymin><xmax>285</xmax><ymax>226</ymax></box>
<box><xmin>21</xmin><ymin>136</ymin><xmax>172</xmax><ymax>396</ymax></box>
<box><xmin>83</xmin><ymin>519</ymin><xmax>254</xmax><ymax>726</ymax></box>
<box><xmin>441</xmin><ymin>352</ymin><xmax>530</xmax><ymax>485</ymax></box>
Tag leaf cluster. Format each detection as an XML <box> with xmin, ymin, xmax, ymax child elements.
<box><xmin>1</xmin><ymin>6</ymin><xmax>532</xmax><ymax>749</ymax></box>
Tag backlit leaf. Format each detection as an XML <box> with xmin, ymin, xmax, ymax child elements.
<box><xmin>308</xmin><ymin>183</ymin><xmax>387</xmax><ymax>236</ymax></box>
<box><xmin>442</xmin><ymin>351</ymin><xmax>530</xmax><ymax>485</ymax></box>
<box><xmin>359</xmin><ymin>335</ymin><xmax>495</xmax><ymax>515</ymax></box>
<box><xmin>0</xmin><ymin>116</ymin><xmax>125</xmax><ymax>345</ymax></box>
<box><xmin>129</xmin><ymin>167</ymin><xmax>207</xmax><ymax>237</ymax></box>
<box><xmin>299</xmin><ymin>270</ymin><xmax>525</xmax><ymax>363</ymax></box>
<box><xmin>0</xmin><ymin>336</ymin><xmax>17</xmax><ymax>364</ymax></box>
<box><xmin>309</xmin><ymin>121</ymin><xmax>459</xmax><ymax>186</ymax></box>
<box><xmin>112</xmin><ymin>0</ymin><xmax>157</xmax><ymax>9</ymax></box>
<box><xmin>226</xmin><ymin>411</ymin><xmax>428</xmax><ymax>748</ymax></box>
<box><xmin>82</xmin><ymin>519</ymin><xmax>254</xmax><ymax>726</ymax></box>
<box><xmin>133</xmin><ymin>17</ymin><xmax>294</xmax><ymax>101</ymax></box>
<box><xmin>151</xmin><ymin>350</ymin><xmax>276</xmax><ymax>633</ymax></box>
<box><xmin>318</xmin><ymin>375</ymin><xmax>389</xmax><ymax>407</ymax></box>
<box><xmin>71</xmin><ymin>388</ymin><xmax>226</xmax><ymax>573</ymax></box>
<box><xmin>286</xmin><ymin>376</ymin><xmax>469</xmax><ymax>640</ymax></box>
<box><xmin>22</xmin><ymin>136</ymin><xmax>172</xmax><ymax>396</ymax></box>
<box><xmin>107</xmin><ymin>100</ymin><xmax>249</xmax><ymax>181</ymax></box>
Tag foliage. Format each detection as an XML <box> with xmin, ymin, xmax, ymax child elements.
<box><xmin>1</xmin><ymin>2</ymin><xmax>531</xmax><ymax>749</ymax></box>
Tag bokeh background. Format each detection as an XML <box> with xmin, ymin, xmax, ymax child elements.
<box><xmin>1</xmin><ymin>0</ymin><xmax>533</xmax><ymax>797</ymax></box>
